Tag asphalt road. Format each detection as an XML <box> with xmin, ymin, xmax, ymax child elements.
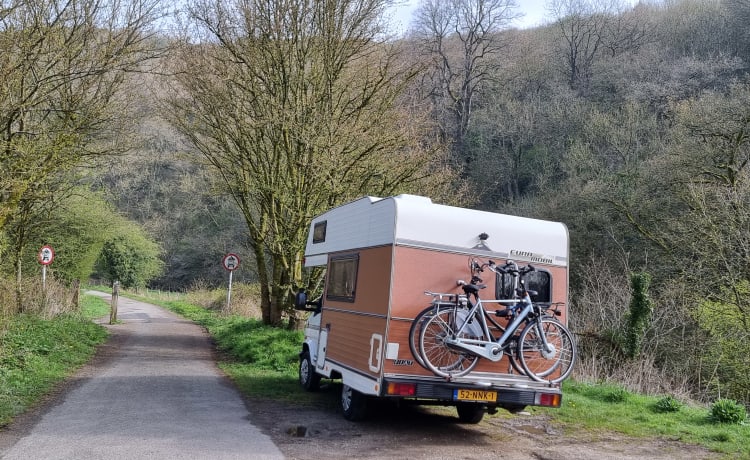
<box><xmin>0</xmin><ymin>293</ymin><xmax>284</xmax><ymax>460</ymax></box>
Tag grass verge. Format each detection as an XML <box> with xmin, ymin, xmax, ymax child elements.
<box><xmin>0</xmin><ymin>294</ymin><xmax>109</xmax><ymax>427</ymax></box>
<box><xmin>532</xmin><ymin>380</ymin><xmax>750</xmax><ymax>457</ymax></box>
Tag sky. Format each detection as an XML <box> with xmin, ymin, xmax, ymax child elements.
<box><xmin>388</xmin><ymin>0</ymin><xmax>552</xmax><ymax>35</ymax></box>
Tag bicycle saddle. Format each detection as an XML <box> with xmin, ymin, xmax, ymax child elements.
<box><xmin>461</xmin><ymin>282</ymin><xmax>486</xmax><ymax>295</ymax></box>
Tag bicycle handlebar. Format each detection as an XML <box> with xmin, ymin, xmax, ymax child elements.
<box><xmin>473</xmin><ymin>258</ymin><xmax>535</xmax><ymax>276</ymax></box>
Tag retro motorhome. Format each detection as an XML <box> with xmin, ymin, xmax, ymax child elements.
<box><xmin>295</xmin><ymin>195</ymin><xmax>571</xmax><ymax>422</ymax></box>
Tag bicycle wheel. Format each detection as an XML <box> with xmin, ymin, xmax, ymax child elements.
<box><xmin>419</xmin><ymin>306</ymin><xmax>480</xmax><ymax>378</ymax></box>
<box><xmin>517</xmin><ymin>317</ymin><xmax>576</xmax><ymax>383</ymax></box>
<box><xmin>408</xmin><ymin>306</ymin><xmax>435</xmax><ymax>369</ymax></box>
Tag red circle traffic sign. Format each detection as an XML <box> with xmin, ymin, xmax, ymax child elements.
<box><xmin>38</xmin><ymin>245</ymin><xmax>55</xmax><ymax>265</ymax></box>
<box><xmin>222</xmin><ymin>253</ymin><xmax>240</xmax><ymax>271</ymax></box>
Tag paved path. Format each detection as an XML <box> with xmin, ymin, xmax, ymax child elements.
<box><xmin>0</xmin><ymin>293</ymin><xmax>284</xmax><ymax>460</ymax></box>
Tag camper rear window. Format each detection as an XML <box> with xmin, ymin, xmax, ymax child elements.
<box><xmin>326</xmin><ymin>255</ymin><xmax>359</xmax><ymax>302</ymax></box>
<box><xmin>496</xmin><ymin>268</ymin><xmax>552</xmax><ymax>303</ymax></box>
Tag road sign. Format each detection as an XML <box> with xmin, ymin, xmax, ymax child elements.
<box><xmin>38</xmin><ymin>245</ymin><xmax>55</xmax><ymax>265</ymax></box>
<box><xmin>222</xmin><ymin>253</ymin><xmax>240</xmax><ymax>271</ymax></box>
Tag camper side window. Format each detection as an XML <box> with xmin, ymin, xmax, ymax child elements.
<box><xmin>326</xmin><ymin>254</ymin><xmax>359</xmax><ymax>302</ymax></box>
<box><xmin>496</xmin><ymin>269</ymin><xmax>552</xmax><ymax>303</ymax></box>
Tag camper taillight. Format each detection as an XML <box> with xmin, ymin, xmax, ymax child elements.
<box><xmin>386</xmin><ymin>382</ymin><xmax>416</xmax><ymax>397</ymax></box>
<box><xmin>537</xmin><ymin>393</ymin><xmax>561</xmax><ymax>407</ymax></box>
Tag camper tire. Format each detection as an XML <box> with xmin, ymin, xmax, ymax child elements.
<box><xmin>456</xmin><ymin>402</ymin><xmax>485</xmax><ymax>424</ymax></box>
<box><xmin>299</xmin><ymin>351</ymin><xmax>320</xmax><ymax>391</ymax></box>
<box><xmin>341</xmin><ymin>384</ymin><xmax>367</xmax><ymax>421</ymax></box>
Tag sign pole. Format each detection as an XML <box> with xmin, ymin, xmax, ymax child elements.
<box><xmin>221</xmin><ymin>253</ymin><xmax>240</xmax><ymax>311</ymax></box>
<box><xmin>227</xmin><ymin>270</ymin><xmax>233</xmax><ymax>309</ymax></box>
<box><xmin>38</xmin><ymin>245</ymin><xmax>55</xmax><ymax>298</ymax></box>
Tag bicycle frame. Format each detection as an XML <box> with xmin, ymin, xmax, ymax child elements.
<box><xmin>445</xmin><ymin>294</ymin><xmax>535</xmax><ymax>362</ymax></box>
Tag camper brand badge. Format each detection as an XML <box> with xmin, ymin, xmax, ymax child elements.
<box><xmin>392</xmin><ymin>359</ymin><xmax>413</xmax><ymax>366</ymax></box>
<box><xmin>510</xmin><ymin>249</ymin><xmax>554</xmax><ymax>265</ymax></box>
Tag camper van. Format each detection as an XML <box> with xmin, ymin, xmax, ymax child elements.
<box><xmin>295</xmin><ymin>195</ymin><xmax>571</xmax><ymax>422</ymax></box>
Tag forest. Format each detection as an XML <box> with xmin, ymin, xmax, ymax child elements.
<box><xmin>2</xmin><ymin>0</ymin><xmax>750</xmax><ymax>409</ymax></box>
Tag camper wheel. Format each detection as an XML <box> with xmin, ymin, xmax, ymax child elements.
<box><xmin>456</xmin><ymin>403</ymin><xmax>485</xmax><ymax>424</ymax></box>
<box><xmin>299</xmin><ymin>351</ymin><xmax>321</xmax><ymax>391</ymax></box>
<box><xmin>341</xmin><ymin>384</ymin><xmax>367</xmax><ymax>421</ymax></box>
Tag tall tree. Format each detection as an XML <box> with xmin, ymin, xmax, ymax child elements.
<box><xmin>412</xmin><ymin>0</ymin><xmax>520</xmax><ymax>166</ymax></box>
<box><xmin>549</xmin><ymin>0</ymin><xmax>608</xmax><ymax>94</ymax></box>
<box><xmin>0</xmin><ymin>0</ymin><xmax>165</xmax><ymax>259</ymax></box>
<box><xmin>164</xmin><ymin>0</ymin><xmax>454</xmax><ymax>326</ymax></box>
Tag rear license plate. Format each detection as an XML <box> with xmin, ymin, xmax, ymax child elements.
<box><xmin>453</xmin><ymin>389</ymin><xmax>497</xmax><ymax>402</ymax></box>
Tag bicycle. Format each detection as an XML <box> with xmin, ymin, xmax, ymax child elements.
<box><xmin>408</xmin><ymin>259</ymin><xmax>528</xmax><ymax>374</ymax></box>
<box><xmin>414</xmin><ymin>259</ymin><xmax>576</xmax><ymax>383</ymax></box>
<box><xmin>410</xmin><ymin>259</ymin><xmax>523</xmax><ymax>374</ymax></box>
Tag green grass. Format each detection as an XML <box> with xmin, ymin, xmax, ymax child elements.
<box><xmin>535</xmin><ymin>381</ymin><xmax>750</xmax><ymax>457</ymax></box>
<box><xmin>80</xmin><ymin>293</ymin><xmax>112</xmax><ymax>319</ymax></box>
<box><xmin>0</xmin><ymin>294</ymin><xmax>109</xmax><ymax>427</ymax></box>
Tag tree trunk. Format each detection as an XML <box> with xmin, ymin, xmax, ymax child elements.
<box><xmin>254</xmin><ymin>242</ymin><xmax>273</xmax><ymax>325</ymax></box>
<box><xmin>269</xmin><ymin>262</ymin><xmax>284</xmax><ymax>326</ymax></box>
<box><xmin>14</xmin><ymin>253</ymin><xmax>23</xmax><ymax>313</ymax></box>
<box><xmin>287</xmin><ymin>252</ymin><xmax>305</xmax><ymax>330</ymax></box>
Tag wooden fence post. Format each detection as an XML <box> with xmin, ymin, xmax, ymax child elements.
<box><xmin>110</xmin><ymin>281</ymin><xmax>119</xmax><ymax>325</ymax></box>
<box><xmin>71</xmin><ymin>279</ymin><xmax>81</xmax><ymax>310</ymax></box>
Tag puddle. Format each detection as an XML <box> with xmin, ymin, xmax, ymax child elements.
<box><xmin>514</xmin><ymin>424</ymin><xmax>558</xmax><ymax>436</ymax></box>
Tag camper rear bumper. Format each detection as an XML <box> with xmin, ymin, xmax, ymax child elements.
<box><xmin>381</xmin><ymin>374</ymin><xmax>562</xmax><ymax>409</ymax></box>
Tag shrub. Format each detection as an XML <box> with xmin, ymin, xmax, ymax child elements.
<box><xmin>604</xmin><ymin>386</ymin><xmax>630</xmax><ymax>403</ymax></box>
<box><xmin>623</xmin><ymin>272</ymin><xmax>653</xmax><ymax>359</ymax></box>
<box><xmin>95</xmin><ymin>229</ymin><xmax>163</xmax><ymax>290</ymax></box>
<box><xmin>710</xmin><ymin>398</ymin><xmax>747</xmax><ymax>424</ymax></box>
<box><xmin>654</xmin><ymin>395</ymin><xmax>682</xmax><ymax>413</ymax></box>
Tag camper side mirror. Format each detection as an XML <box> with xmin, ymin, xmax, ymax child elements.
<box><xmin>295</xmin><ymin>289</ymin><xmax>322</xmax><ymax>312</ymax></box>
<box><xmin>295</xmin><ymin>289</ymin><xmax>308</xmax><ymax>309</ymax></box>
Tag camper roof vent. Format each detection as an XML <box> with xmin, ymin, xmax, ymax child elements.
<box><xmin>395</xmin><ymin>194</ymin><xmax>433</xmax><ymax>204</ymax></box>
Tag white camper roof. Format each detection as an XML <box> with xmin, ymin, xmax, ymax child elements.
<box><xmin>304</xmin><ymin>195</ymin><xmax>568</xmax><ymax>267</ymax></box>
